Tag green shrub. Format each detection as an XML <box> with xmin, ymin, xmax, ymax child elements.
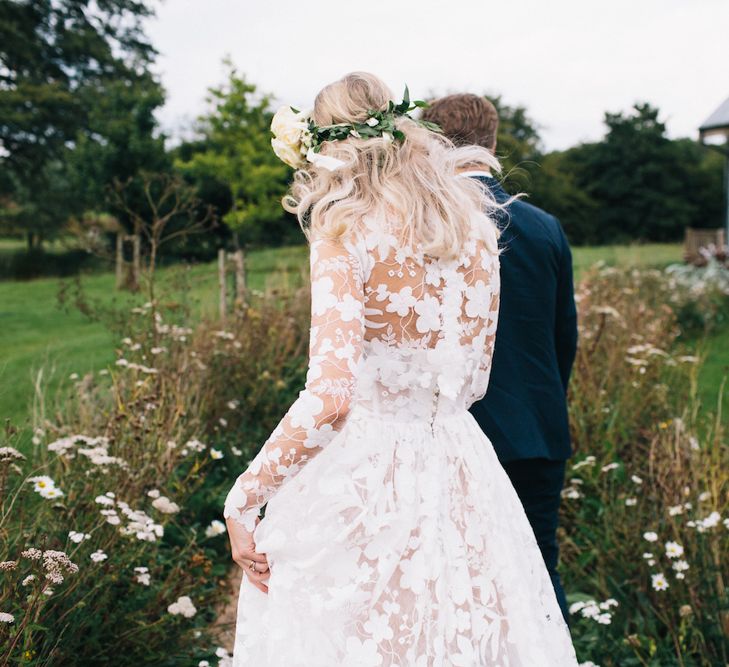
<box><xmin>0</xmin><ymin>249</ymin><xmax>104</xmax><ymax>281</ymax></box>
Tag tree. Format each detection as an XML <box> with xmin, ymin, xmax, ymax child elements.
<box><xmin>529</xmin><ymin>150</ymin><xmax>600</xmax><ymax>244</ymax></box>
<box><xmin>108</xmin><ymin>173</ymin><xmax>215</xmax><ymax>294</ymax></box>
<box><xmin>488</xmin><ymin>95</ymin><xmax>543</xmax><ymax>193</ymax></box>
<box><xmin>0</xmin><ymin>0</ymin><xmax>163</xmax><ymax>248</ymax></box>
<box><xmin>566</xmin><ymin>104</ymin><xmax>701</xmax><ymax>243</ymax></box>
<box><xmin>175</xmin><ymin>62</ymin><xmax>296</xmax><ymax>248</ymax></box>
<box><xmin>527</xmin><ymin>104</ymin><xmax>724</xmax><ymax>245</ymax></box>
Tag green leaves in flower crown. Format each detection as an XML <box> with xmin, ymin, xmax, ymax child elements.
<box><xmin>308</xmin><ymin>85</ymin><xmax>441</xmax><ymax>153</ymax></box>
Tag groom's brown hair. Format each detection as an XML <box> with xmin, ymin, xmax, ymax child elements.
<box><xmin>422</xmin><ymin>94</ymin><xmax>499</xmax><ymax>151</ymax></box>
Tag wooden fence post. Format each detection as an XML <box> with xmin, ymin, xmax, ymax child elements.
<box><xmin>684</xmin><ymin>227</ymin><xmax>727</xmax><ymax>263</ymax></box>
<box><xmin>233</xmin><ymin>249</ymin><xmax>247</xmax><ymax>307</ymax></box>
<box><xmin>115</xmin><ymin>234</ymin><xmax>124</xmax><ymax>289</ymax></box>
<box><xmin>218</xmin><ymin>249</ymin><xmax>227</xmax><ymax>324</ymax></box>
<box><xmin>131</xmin><ymin>234</ymin><xmax>141</xmax><ymax>290</ymax></box>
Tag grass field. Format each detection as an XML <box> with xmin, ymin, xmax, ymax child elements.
<box><xmin>2</xmin><ymin>242</ymin><xmax>725</xmax><ymax>432</ymax></box>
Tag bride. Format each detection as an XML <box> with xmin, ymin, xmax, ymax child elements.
<box><xmin>223</xmin><ymin>71</ymin><xmax>578</xmax><ymax>666</ymax></box>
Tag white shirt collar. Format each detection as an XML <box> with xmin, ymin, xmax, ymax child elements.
<box><xmin>458</xmin><ymin>170</ymin><xmax>493</xmax><ymax>179</ymax></box>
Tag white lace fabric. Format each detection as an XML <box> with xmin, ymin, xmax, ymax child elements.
<box><xmin>224</xmin><ymin>222</ymin><xmax>498</xmax><ymax>531</ymax></box>
<box><xmin>224</xmin><ymin>218</ymin><xmax>578</xmax><ymax>665</ymax></box>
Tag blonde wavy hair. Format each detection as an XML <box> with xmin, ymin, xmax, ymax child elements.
<box><xmin>283</xmin><ymin>72</ymin><xmax>503</xmax><ymax>259</ymax></box>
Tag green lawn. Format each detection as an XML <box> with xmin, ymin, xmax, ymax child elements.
<box><xmin>2</xmin><ymin>241</ymin><xmax>725</xmax><ymax>434</ymax></box>
<box><xmin>0</xmin><ymin>245</ymin><xmax>309</xmax><ymax>430</ymax></box>
<box><xmin>697</xmin><ymin>327</ymin><xmax>729</xmax><ymax>416</ymax></box>
<box><xmin>571</xmin><ymin>242</ymin><xmax>682</xmax><ymax>280</ymax></box>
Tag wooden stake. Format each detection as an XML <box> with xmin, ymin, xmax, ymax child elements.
<box><xmin>218</xmin><ymin>249</ymin><xmax>227</xmax><ymax>323</ymax></box>
<box><xmin>233</xmin><ymin>249</ymin><xmax>247</xmax><ymax>307</ymax></box>
<box><xmin>132</xmin><ymin>234</ymin><xmax>141</xmax><ymax>290</ymax></box>
<box><xmin>115</xmin><ymin>234</ymin><xmax>124</xmax><ymax>289</ymax></box>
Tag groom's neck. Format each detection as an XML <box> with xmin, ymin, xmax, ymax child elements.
<box><xmin>456</xmin><ymin>163</ymin><xmax>493</xmax><ymax>176</ymax></box>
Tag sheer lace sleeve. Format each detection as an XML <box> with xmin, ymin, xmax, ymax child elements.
<box><xmin>223</xmin><ymin>239</ymin><xmax>365</xmax><ymax>530</ymax></box>
<box><xmin>465</xmin><ymin>242</ymin><xmax>501</xmax><ymax>406</ymax></box>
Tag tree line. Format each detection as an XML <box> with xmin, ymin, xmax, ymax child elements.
<box><xmin>0</xmin><ymin>0</ymin><xmax>724</xmax><ymax>267</ymax></box>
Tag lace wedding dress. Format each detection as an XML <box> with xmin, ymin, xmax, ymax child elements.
<box><xmin>224</xmin><ymin>217</ymin><xmax>578</xmax><ymax>666</ymax></box>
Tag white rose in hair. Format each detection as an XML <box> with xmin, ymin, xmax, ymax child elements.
<box><xmin>270</xmin><ymin>106</ymin><xmax>309</xmax><ymax>146</ymax></box>
<box><xmin>272</xmin><ymin>138</ymin><xmax>306</xmax><ymax>169</ymax></box>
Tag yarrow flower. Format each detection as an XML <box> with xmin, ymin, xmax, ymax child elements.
<box><xmin>42</xmin><ymin>550</ymin><xmax>79</xmax><ymax>585</ymax></box>
<box><xmin>184</xmin><ymin>439</ymin><xmax>206</xmax><ymax>454</ymax></box>
<box><xmin>569</xmin><ymin>598</ymin><xmax>618</xmax><ymax>625</ymax></box>
<box><xmin>210</xmin><ymin>448</ymin><xmax>224</xmax><ymax>460</ymax></box>
<box><xmin>0</xmin><ymin>612</ymin><xmax>15</xmax><ymax>624</ymax></box>
<box><xmin>134</xmin><ymin>566</ymin><xmax>151</xmax><ymax>586</ymax></box>
<box><xmin>0</xmin><ymin>446</ymin><xmax>25</xmax><ymax>462</ymax></box>
<box><xmin>696</xmin><ymin>511</ymin><xmax>721</xmax><ymax>532</ymax></box>
<box><xmin>571</xmin><ymin>455</ymin><xmax>596</xmax><ymax>471</ymax></box>
<box><xmin>643</xmin><ymin>531</ymin><xmax>658</xmax><ymax>542</ymax></box>
<box><xmin>168</xmin><ymin>595</ymin><xmax>197</xmax><ymax>618</ymax></box>
<box><xmin>205</xmin><ymin>520</ymin><xmax>226</xmax><ymax>538</ymax></box>
<box><xmin>68</xmin><ymin>531</ymin><xmax>91</xmax><ymax>544</ymax></box>
<box><xmin>642</xmin><ymin>551</ymin><xmax>656</xmax><ymax>566</ymax></box>
<box><xmin>151</xmin><ymin>496</ymin><xmax>180</xmax><ymax>515</ymax></box>
<box><xmin>625</xmin><ymin>498</ymin><xmax>637</xmax><ymax>506</ymax></box>
<box><xmin>215</xmin><ymin>647</ymin><xmax>233</xmax><ymax>666</ymax></box>
<box><xmin>90</xmin><ymin>550</ymin><xmax>108</xmax><ymax>563</ymax></box>
<box><xmin>47</xmin><ymin>434</ymin><xmax>110</xmax><ymax>458</ymax></box>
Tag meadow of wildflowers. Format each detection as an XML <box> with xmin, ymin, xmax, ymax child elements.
<box><xmin>1</xmin><ymin>263</ymin><xmax>727</xmax><ymax>666</ymax></box>
<box><xmin>562</xmin><ymin>265</ymin><xmax>728</xmax><ymax>667</ymax></box>
<box><xmin>0</xmin><ymin>286</ymin><xmax>310</xmax><ymax>665</ymax></box>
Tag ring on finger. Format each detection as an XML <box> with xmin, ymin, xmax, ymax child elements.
<box><xmin>248</xmin><ymin>560</ymin><xmax>257</xmax><ymax>573</ymax></box>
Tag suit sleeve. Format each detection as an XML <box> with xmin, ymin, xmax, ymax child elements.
<box><xmin>554</xmin><ymin>221</ymin><xmax>578</xmax><ymax>393</ymax></box>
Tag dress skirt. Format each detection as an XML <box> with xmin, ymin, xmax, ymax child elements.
<box><xmin>232</xmin><ymin>406</ymin><xmax>578</xmax><ymax>666</ymax></box>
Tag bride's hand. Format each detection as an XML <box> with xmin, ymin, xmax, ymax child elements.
<box><xmin>225</xmin><ymin>517</ymin><xmax>270</xmax><ymax>594</ymax></box>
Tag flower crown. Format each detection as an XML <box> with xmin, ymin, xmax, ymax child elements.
<box><xmin>270</xmin><ymin>87</ymin><xmax>441</xmax><ymax>172</ymax></box>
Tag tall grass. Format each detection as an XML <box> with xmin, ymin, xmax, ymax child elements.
<box><xmin>0</xmin><ymin>285</ymin><xmax>310</xmax><ymax>666</ymax></box>
<box><xmin>562</xmin><ymin>266</ymin><xmax>728</xmax><ymax>666</ymax></box>
<box><xmin>1</xmin><ymin>261</ymin><xmax>727</xmax><ymax>666</ymax></box>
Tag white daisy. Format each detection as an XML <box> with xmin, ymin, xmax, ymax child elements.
<box><xmin>651</xmin><ymin>573</ymin><xmax>669</xmax><ymax>591</ymax></box>
<box><xmin>664</xmin><ymin>541</ymin><xmax>684</xmax><ymax>559</ymax></box>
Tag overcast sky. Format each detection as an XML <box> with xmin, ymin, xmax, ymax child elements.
<box><xmin>146</xmin><ymin>0</ymin><xmax>729</xmax><ymax>151</ymax></box>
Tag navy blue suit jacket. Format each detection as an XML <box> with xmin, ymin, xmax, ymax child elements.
<box><xmin>469</xmin><ymin>176</ymin><xmax>578</xmax><ymax>462</ymax></box>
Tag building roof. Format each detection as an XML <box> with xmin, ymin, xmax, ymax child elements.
<box><xmin>700</xmin><ymin>94</ymin><xmax>729</xmax><ymax>139</ymax></box>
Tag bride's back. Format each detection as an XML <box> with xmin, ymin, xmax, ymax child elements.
<box><xmin>284</xmin><ymin>71</ymin><xmax>504</xmax><ymax>422</ymax></box>
<box><xmin>346</xmin><ymin>216</ymin><xmax>500</xmax><ymax>424</ymax></box>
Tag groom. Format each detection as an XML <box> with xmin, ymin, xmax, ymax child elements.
<box><xmin>423</xmin><ymin>94</ymin><xmax>578</xmax><ymax>622</ymax></box>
